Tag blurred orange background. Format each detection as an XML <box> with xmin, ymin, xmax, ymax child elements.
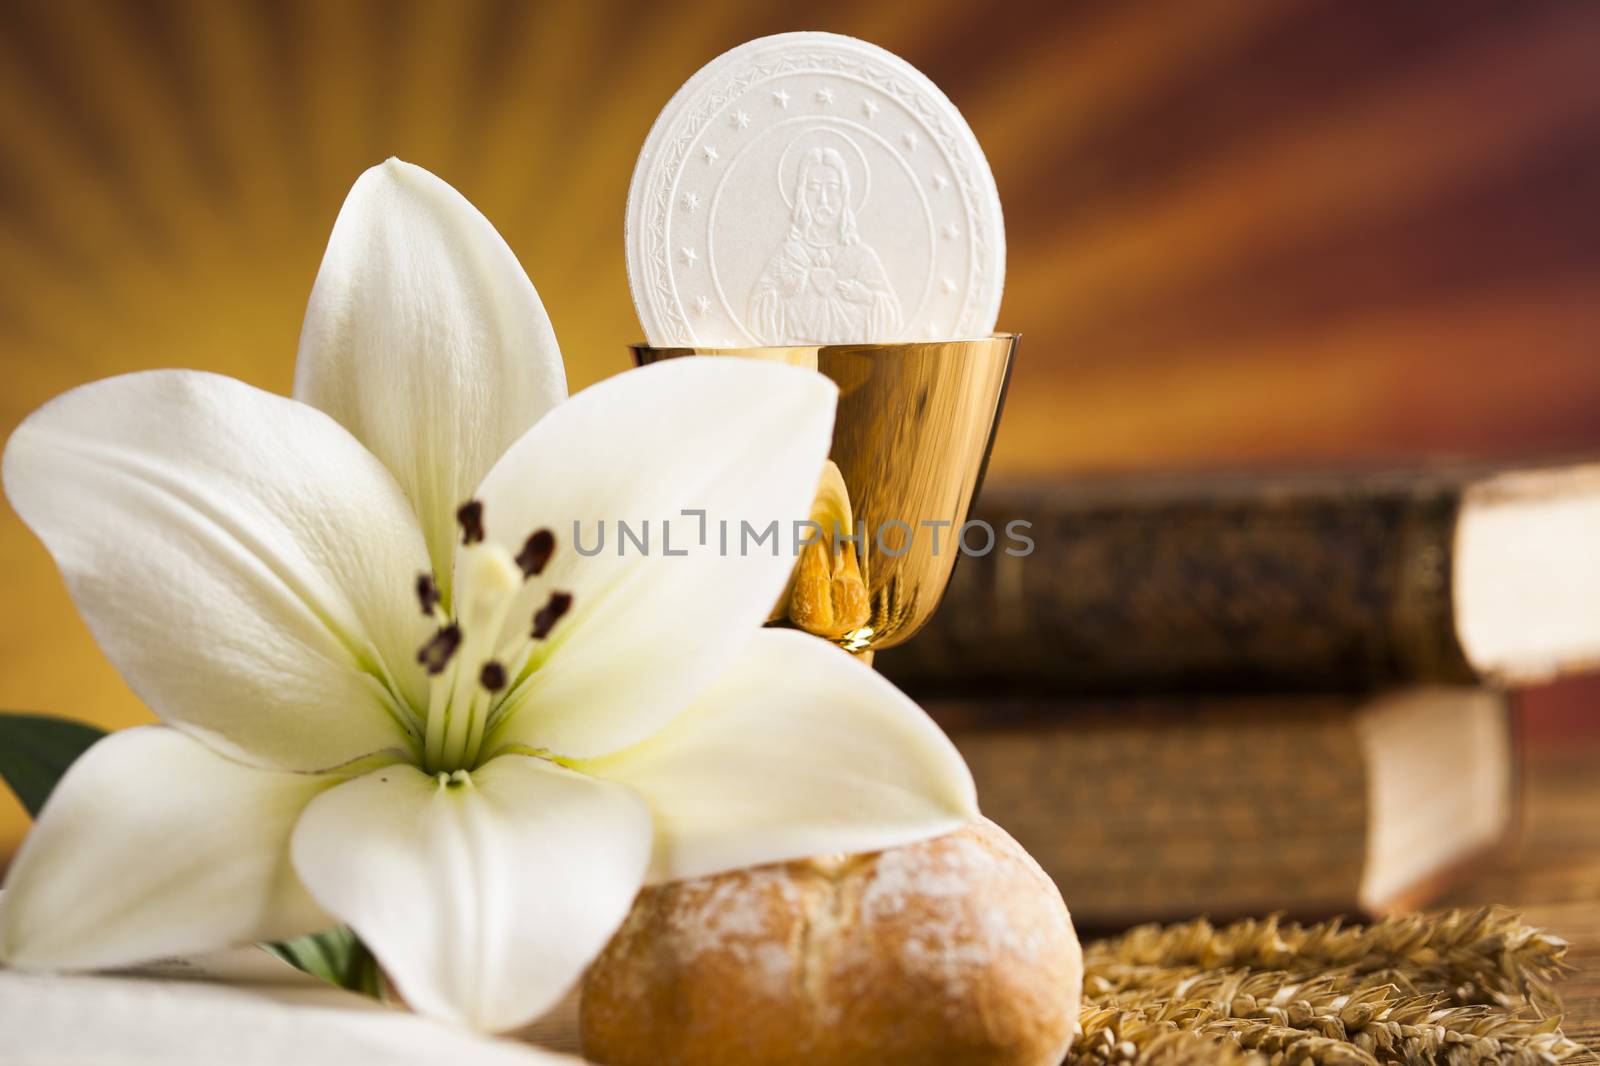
<box><xmin>2</xmin><ymin>0</ymin><xmax>1599</xmax><ymax>853</ymax></box>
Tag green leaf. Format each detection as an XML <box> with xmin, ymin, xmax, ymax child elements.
<box><xmin>0</xmin><ymin>712</ymin><xmax>107</xmax><ymax>818</ymax></box>
<box><xmin>266</xmin><ymin>926</ymin><xmax>384</xmax><ymax>998</ymax></box>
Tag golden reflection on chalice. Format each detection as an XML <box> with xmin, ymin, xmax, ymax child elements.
<box><xmin>632</xmin><ymin>334</ymin><xmax>1016</xmax><ymax>658</ymax></box>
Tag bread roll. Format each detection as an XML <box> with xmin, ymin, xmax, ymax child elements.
<box><xmin>581</xmin><ymin>818</ymin><xmax>1081</xmax><ymax>1066</ymax></box>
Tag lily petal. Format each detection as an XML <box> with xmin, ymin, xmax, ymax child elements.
<box><xmin>579</xmin><ymin>628</ymin><xmax>978</xmax><ymax>883</ymax></box>
<box><xmin>478</xmin><ymin>357</ymin><xmax>837</xmax><ymax>760</ymax></box>
<box><xmin>294</xmin><ymin>158</ymin><xmax>567</xmax><ymax>592</ymax></box>
<box><xmin>0</xmin><ymin>727</ymin><xmax>339</xmax><ymax>970</ymax></box>
<box><xmin>2</xmin><ymin>370</ymin><xmax>431</xmax><ymax>771</ymax></box>
<box><xmin>290</xmin><ymin>755</ymin><xmax>652</xmax><ymax>1032</ymax></box>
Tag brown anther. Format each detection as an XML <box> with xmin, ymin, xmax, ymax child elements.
<box><xmin>515</xmin><ymin>528</ymin><xmax>556</xmax><ymax>578</ymax></box>
<box><xmin>479</xmin><ymin>661</ymin><xmax>507</xmax><ymax>692</ymax></box>
<box><xmin>531</xmin><ymin>591</ymin><xmax>574</xmax><ymax>640</ymax></box>
<box><xmin>415</xmin><ymin>572</ymin><xmax>440</xmax><ymax>616</ymax></box>
<box><xmin>456</xmin><ymin>500</ymin><xmax>485</xmax><ymax>545</ymax></box>
<box><xmin>417</xmin><ymin>623</ymin><xmax>463</xmax><ymax>675</ymax></box>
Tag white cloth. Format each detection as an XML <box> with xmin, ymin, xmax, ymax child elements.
<box><xmin>0</xmin><ymin>952</ymin><xmax>581</xmax><ymax>1066</ymax></box>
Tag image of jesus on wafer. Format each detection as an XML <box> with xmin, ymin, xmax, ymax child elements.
<box><xmin>749</xmin><ymin>134</ymin><xmax>902</xmax><ymax>344</ymax></box>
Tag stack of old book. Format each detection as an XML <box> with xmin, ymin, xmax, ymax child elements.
<box><xmin>879</xmin><ymin>462</ymin><xmax>1600</xmax><ymax>927</ymax></box>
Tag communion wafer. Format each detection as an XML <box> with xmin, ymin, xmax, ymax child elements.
<box><xmin>625</xmin><ymin>32</ymin><xmax>1005</xmax><ymax>348</ymax></box>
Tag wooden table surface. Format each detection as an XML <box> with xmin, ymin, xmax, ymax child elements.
<box><xmin>1438</xmin><ymin>733</ymin><xmax>1600</xmax><ymax>1063</ymax></box>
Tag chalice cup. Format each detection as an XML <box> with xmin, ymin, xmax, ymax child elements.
<box><xmin>632</xmin><ymin>334</ymin><xmax>1016</xmax><ymax>658</ymax></box>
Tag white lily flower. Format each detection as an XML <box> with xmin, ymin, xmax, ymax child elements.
<box><xmin>0</xmin><ymin>159</ymin><xmax>977</xmax><ymax>1032</ymax></box>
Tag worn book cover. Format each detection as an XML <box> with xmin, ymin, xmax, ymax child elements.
<box><xmin>882</xmin><ymin>464</ymin><xmax>1600</xmax><ymax>695</ymax></box>
<box><xmin>932</xmin><ymin>688</ymin><xmax>1517</xmax><ymax>927</ymax></box>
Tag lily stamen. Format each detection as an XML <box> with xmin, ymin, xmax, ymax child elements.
<box><xmin>417</xmin><ymin>623</ymin><xmax>462</xmax><ymax>675</ymax></box>
<box><xmin>416</xmin><ymin>572</ymin><xmax>441</xmax><ymax>617</ymax></box>
<box><xmin>532</xmin><ymin>591</ymin><xmax>573</xmax><ymax>640</ymax></box>
<box><xmin>419</xmin><ymin>507</ymin><xmax>577</xmax><ymax>771</ymax></box>
<box><xmin>456</xmin><ymin>500</ymin><xmax>485</xmax><ymax>545</ymax></box>
<box><xmin>516</xmin><ymin>528</ymin><xmax>556</xmax><ymax>577</ymax></box>
<box><xmin>479</xmin><ymin>661</ymin><xmax>507</xmax><ymax>692</ymax></box>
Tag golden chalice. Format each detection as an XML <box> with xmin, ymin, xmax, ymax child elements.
<box><xmin>633</xmin><ymin>334</ymin><xmax>1016</xmax><ymax>657</ymax></box>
